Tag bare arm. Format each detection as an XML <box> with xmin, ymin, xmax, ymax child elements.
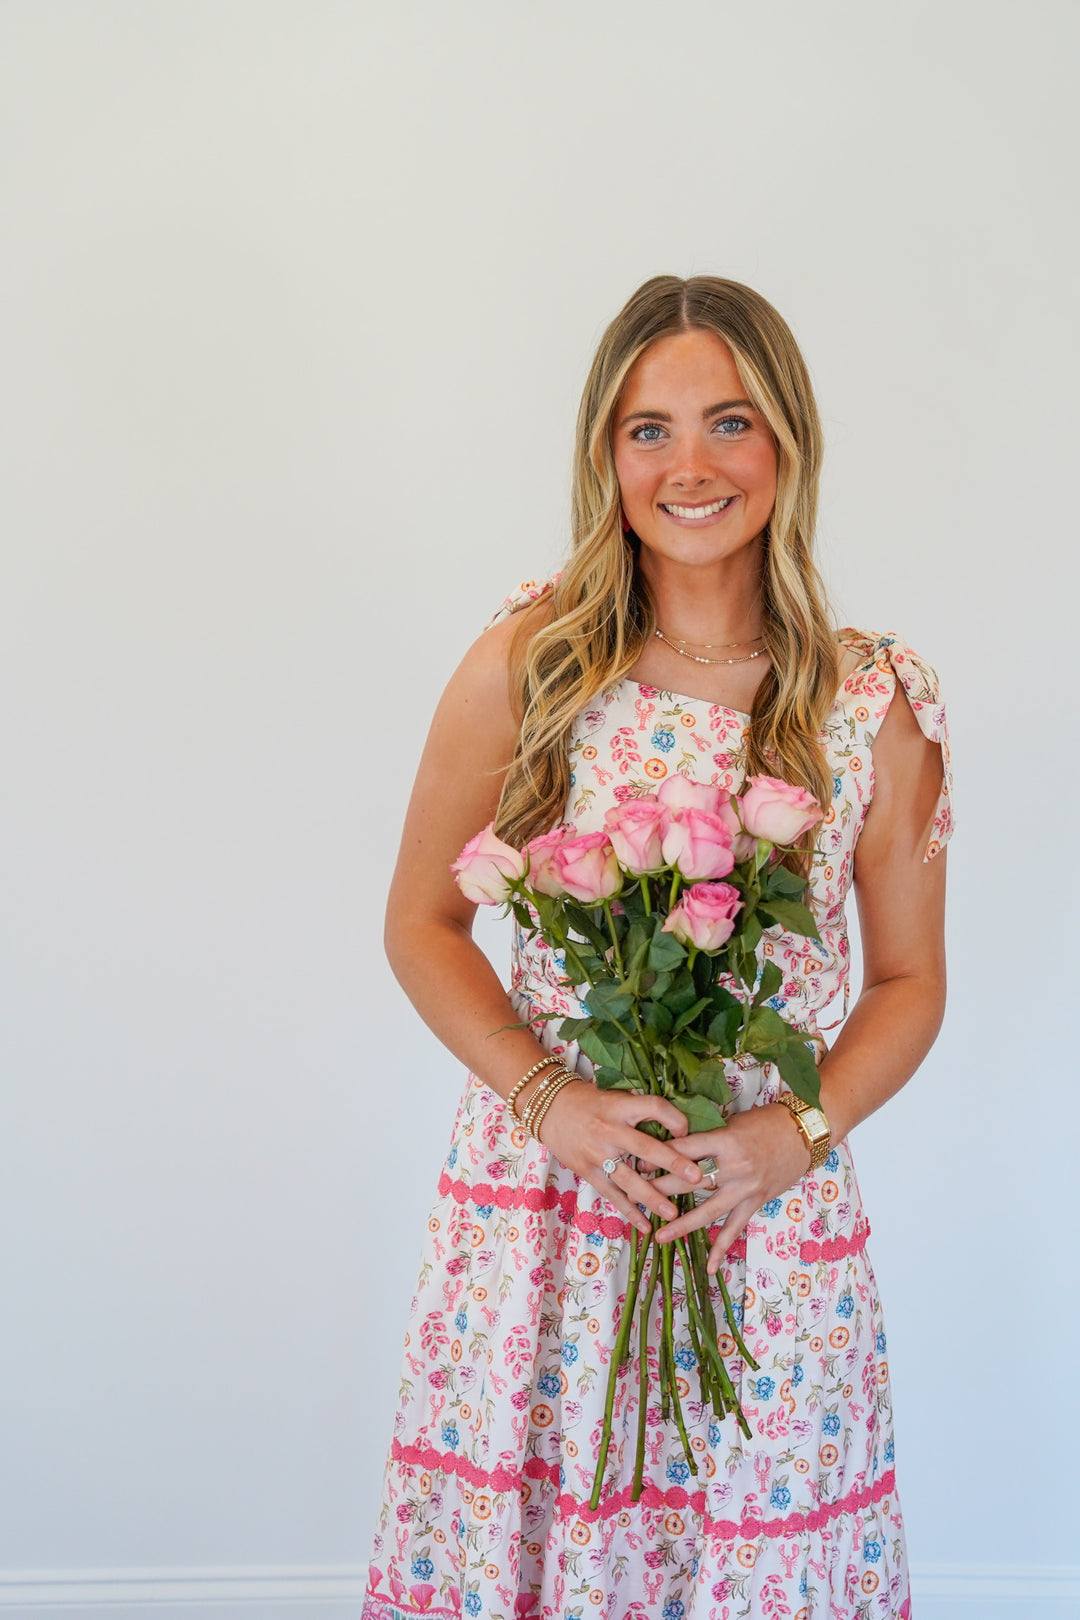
<box><xmin>652</xmin><ymin>675</ymin><xmax>949</xmax><ymax>1269</ymax></box>
<box><xmin>383</xmin><ymin>599</ymin><xmax>703</xmax><ymax>1231</ymax></box>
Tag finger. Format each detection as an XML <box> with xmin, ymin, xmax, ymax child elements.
<box><xmin>613</xmin><ymin>1162</ymin><xmax>678</xmax><ymax>1224</ymax></box>
<box><xmin>620</xmin><ymin>1095</ymin><xmax>691</xmax><ymax>1139</ymax></box>
<box><xmin>652</xmin><ymin>1192</ymin><xmax>729</xmax><ymax>1245</ymax></box>
<box><xmin>591</xmin><ymin>1176</ymin><xmax>651</xmax><ymax>1237</ymax></box>
<box><xmin>707</xmin><ymin>1197</ymin><xmax>759</xmax><ymax>1273</ymax></box>
<box><xmin>621</xmin><ymin>1128</ymin><xmax>703</xmax><ymax>1186</ymax></box>
<box><xmin>650</xmin><ymin>1170</ymin><xmax>701</xmax><ymax>1196</ymax></box>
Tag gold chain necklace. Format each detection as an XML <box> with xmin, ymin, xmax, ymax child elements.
<box><xmin>654</xmin><ymin>628</ymin><xmax>767</xmax><ymax>666</ymax></box>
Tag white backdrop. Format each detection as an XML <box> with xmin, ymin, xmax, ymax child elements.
<box><xmin>1</xmin><ymin>3</ymin><xmax>1077</xmax><ymax>1617</ymax></box>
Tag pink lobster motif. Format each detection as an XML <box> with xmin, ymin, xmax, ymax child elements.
<box><xmin>634</xmin><ymin>698</ymin><xmax>655</xmax><ymax>731</ymax></box>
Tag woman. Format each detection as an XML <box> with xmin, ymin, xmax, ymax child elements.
<box><xmin>362</xmin><ymin>275</ymin><xmax>953</xmax><ymax>1620</ymax></box>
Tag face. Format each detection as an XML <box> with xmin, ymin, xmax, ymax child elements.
<box><xmin>612</xmin><ymin>329</ymin><xmax>778</xmax><ymax>567</ymax></box>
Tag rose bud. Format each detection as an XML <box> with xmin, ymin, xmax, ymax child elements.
<box><xmin>603</xmin><ymin>799</ymin><xmax>666</xmax><ymax>874</ymax></box>
<box><xmin>524</xmin><ymin>825</ymin><xmax>575</xmax><ymax>896</ymax></box>
<box><xmin>553</xmin><ymin>831</ymin><xmax>623</xmax><ymax>903</ymax></box>
<box><xmin>450</xmin><ymin>821</ymin><xmax>526</xmax><ymax>904</ymax></box>
<box><xmin>660</xmin><ymin>806</ymin><xmax>737</xmax><ymax>881</ymax></box>
<box><xmin>656</xmin><ymin>773</ymin><xmax>730</xmax><ymax>818</ymax></box>
<box><xmin>738</xmin><ymin>775</ymin><xmax>823</xmax><ymax>846</ymax></box>
<box><xmin>661</xmin><ymin>881</ymin><xmax>744</xmax><ymax>950</ymax></box>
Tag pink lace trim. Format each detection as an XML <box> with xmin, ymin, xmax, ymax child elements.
<box><xmin>437</xmin><ymin>1172</ymin><xmax>869</xmax><ymax>1264</ymax></box>
<box><xmin>388</xmin><ymin>1438</ymin><xmax>895</xmax><ymax>1540</ymax></box>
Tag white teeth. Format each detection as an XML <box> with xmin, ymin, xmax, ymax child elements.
<box><xmin>662</xmin><ymin>497</ymin><xmax>734</xmax><ymax>519</ymax></box>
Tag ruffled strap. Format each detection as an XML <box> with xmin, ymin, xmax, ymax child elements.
<box><xmin>482</xmin><ymin>572</ymin><xmax>562</xmax><ymax>632</ymax></box>
<box><xmin>837</xmin><ymin>628</ymin><xmax>955</xmax><ymax>861</ymax></box>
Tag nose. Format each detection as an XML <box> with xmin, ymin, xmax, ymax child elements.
<box><xmin>668</xmin><ymin>440</ymin><xmax>717</xmax><ymax>490</ymax></box>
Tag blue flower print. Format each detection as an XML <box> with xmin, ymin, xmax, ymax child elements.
<box><xmin>464</xmin><ymin>1594</ymin><xmax>482</xmax><ymax>1617</ymax></box>
<box><xmin>864</xmin><ymin>1538</ymin><xmax>882</xmax><ymax>1564</ymax></box>
<box><xmin>762</xmin><ymin>1197</ymin><xmax>782</xmax><ymax>1218</ymax></box>
<box><xmin>674</xmin><ymin>1347</ymin><xmax>697</xmax><ymax>1371</ymax></box>
<box><xmin>799</xmin><ymin>1571</ymin><xmax>808</xmax><ymax>1597</ymax></box>
<box><xmin>754</xmin><ymin>1376</ymin><xmax>776</xmax><ymax>1400</ymax></box>
<box><xmin>537</xmin><ymin>1371</ymin><xmax>561</xmax><ymax>1399</ymax></box>
<box><xmin>476</xmin><ymin>1204</ymin><xmax>494</xmax><ymax>1219</ymax></box>
<box><xmin>836</xmin><ymin>1293</ymin><xmax>854</xmax><ymax>1319</ymax></box>
<box><xmin>411</xmin><ymin>1557</ymin><xmax>434</xmax><ymax>1580</ymax></box>
<box><xmin>876</xmin><ymin>1330</ymin><xmax>887</xmax><ymax>1354</ymax></box>
<box><xmin>825</xmin><ymin>1149</ymin><xmax>840</xmax><ymax>1172</ymax></box>
<box><xmin>447</xmin><ymin>1146</ymin><xmax>459</xmax><ymax>1170</ymax></box>
<box><xmin>662</xmin><ymin>1602</ymin><xmax>685</xmax><ymax>1620</ymax></box>
<box><xmin>770</xmin><ymin>1485</ymin><xmax>791</xmax><ymax>1510</ymax></box>
<box><xmin>586</xmin><ymin>1230</ymin><xmax>605</xmax><ymax>1246</ymax></box>
<box><xmin>884</xmin><ymin>1439</ymin><xmax>895</xmax><ymax>1464</ymax></box>
<box><xmin>666</xmin><ymin>1460</ymin><xmax>691</xmax><ymax>1484</ymax></box>
<box><xmin>730</xmin><ymin>1299</ymin><xmax>744</xmax><ymax>1327</ymax></box>
<box><xmin>791</xmin><ymin>1362</ymin><xmax>804</xmax><ymax>1386</ymax></box>
<box><xmin>708</xmin><ymin>1423</ymin><xmax>723</xmax><ymax>1446</ymax></box>
<box><xmin>822</xmin><ymin>1412</ymin><xmax>841</xmax><ymax>1437</ymax></box>
<box><xmin>454</xmin><ymin>1308</ymin><xmax>468</xmax><ymax>1333</ymax></box>
<box><xmin>651</xmin><ymin>727</ymin><xmax>675</xmax><ymax>753</ymax></box>
<box><xmin>441</xmin><ymin>1423</ymin><xmax>460</xmax><ymax>1451</ymax></box>
<box><xmin>561</xmin><ymin>1341</ymin><xmax>579</xmax><ymax>1367</ymax></box>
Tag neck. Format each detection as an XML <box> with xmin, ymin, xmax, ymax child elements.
<box><xmin>635</xmin><ymin>535</ymin><xmax>767</xmax><ymax>642</ymax></box>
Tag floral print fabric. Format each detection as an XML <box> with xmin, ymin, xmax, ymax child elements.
<box><xmin>361</xmin><ymin>576</ymin><xmax>954</xmax><ymax>1620</ymax></box>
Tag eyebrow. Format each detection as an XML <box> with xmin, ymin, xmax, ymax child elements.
<box><xmin>618</xmin><ymin>398</ymin><xmax>755</xmax><ymax>427</ymax></box>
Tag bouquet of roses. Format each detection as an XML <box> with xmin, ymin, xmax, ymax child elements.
<box><xmin>451</xmin><ymin>772</ymin><xmax>824</xmax><ymax>1508</ymax></box>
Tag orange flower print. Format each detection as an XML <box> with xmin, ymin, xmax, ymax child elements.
<box><xmin>736</xmin><ymin>1544</ymin><xmax>758</xmax><ymax>1569</ymax></box>
<box><xmin>578</xmin><ymin>1252</ymin><xmax>600</xmax><ymax>1276</ymax></box>
<box><xmin>809</xmin><ymin>1336</ymin><xmax>824</xmax><ymax>1353</ymax></box>
<box><xmin>472</xmin><ymin>1495</ymin><xmax>492</xmax><ymax>1520</ymax></box>
<box><xmin>855</xmin><ymin>705</ymin><xmax>869</xmax><ymax>722</ymax></box>
<box><xmin>664</xmin><ymin>1512</ymin><xmax>685</xmax><ymax>1536</ymax></box>
<box><xmin>679</xmin><ymin>711</ymin><xmax>696</xmax><ymax>727</ymax></box>
<box><xmin>644</xmin><ymin>758</ymin><xmax>668</xmax><ymax>779</ymax></box>
<box><xmin>570</xmin><ymin>1521</ymin><xmax>591</xmax><ymax>1545</ymax></box>
<box><xmin>819</xmin><ymin>1443</ymin><xmax>839</xmax><ymax>1467</ymax></box>
<box><xmin>829</xmin><ymin>1326</ymin><xmax>850</xmax><ymax>1349</ymax></box>
<box><xmin>582</xmin><ymin>745</ymin><xmax>598</xmax><ymax>760</ymax></box>
<box><xmin>531</xmin><ymin>1404</ymin><xmax>553</xmax><ymax>1427</ymax></box>
<box><xmin>861</xmin><ymin>1571</ymin><xmax>879</xmax><ymax>1594</ymax></box>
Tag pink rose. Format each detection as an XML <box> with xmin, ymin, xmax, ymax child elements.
<box><xmin>714</xmin><ymin>796</ymin><xmax>758</xmax><ymax>862</ymax></box>
<box><xmin>737</xmin><ymin>774</ymin><xmax>823</xmax><ymax>845</ymax></box>
<box><xmin>524</xmin><ymin>824</ymin><xmax>574</xmax><ymax>896</ymax></box>
<box><xmin>603</xmin><ymin>799</ymin><xmax>666</xmax><ymax>874</ymax></box>
<box><xmin>450</xmin><ymin>821</ymin><xmax>526</xmax><ymax>904</ymax></box>
<box><xmin>553</xmin><ymin>831</ymin><xmax>623</xmax><ymax>903</ymax></box>
<box><xmin>656</xmin><ymin>773</ymin><xmax>730</xmax><ymax>818</ymax></box>
<box><xmin>662</xmin><ymin>881</ymin><xmax>743</xmax><ymax>950</ymax></box>
<box><xmin>660</xmin><ymin>807</ymin><xmax>736</xmax><ymax>880</ymax></box>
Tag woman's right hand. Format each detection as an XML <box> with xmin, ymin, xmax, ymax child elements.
<box><xmin>535</xmin><ymin>1080</ymin><xmax>704</xmax><ymax>1235</ymax></box>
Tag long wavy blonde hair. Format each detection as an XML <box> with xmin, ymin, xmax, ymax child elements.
<box><xmin>493</xmin><ymin>274</ymin><xmax>840</xmax><ymax>879</ymax></box>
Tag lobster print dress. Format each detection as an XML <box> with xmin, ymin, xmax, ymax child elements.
<box><xmin>361</xmin><ymin>575</ymin><xmax>955</xmax><ymax>1620</ymax></box>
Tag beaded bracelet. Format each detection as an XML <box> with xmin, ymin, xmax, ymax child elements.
<box><xmin>519</xmin><ymin>1064</ymin><xmax>574</xmax><ymax>1134</ymax></box>
<box><xmin>506</xmin><ymin>1054</ymin><xmax>563</xmax><ymax>1122</ymax></box>
<box><xmin>524</xmin><ymin>1068</ymin><xmax>582</xmax><ymax>1143</ymax></box>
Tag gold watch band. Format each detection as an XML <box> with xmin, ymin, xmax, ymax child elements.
<box><xmin>776</xmin><ymin>1091</ymin><xmax>831</xmax><ymax>1171</ymax></box>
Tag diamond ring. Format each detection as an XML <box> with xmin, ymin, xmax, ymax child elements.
<box><xmin>698</xmin><ymin>1155</ymin><xmax>719</xmax><ymax>1190</ymax></box>
<box><xmin>602</xmin><ymin>1154</ymin><xmax>629</xmax><ymax>1177</ymax></box>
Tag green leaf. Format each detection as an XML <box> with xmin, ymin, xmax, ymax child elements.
<box><xmin>671</xmin><ymin>1042</ymin><xmax>702</xmax><ymax>1082</ymax></box>
<box><xmin>707</xmin><ymin>983</ymin><xmax>741</xmax><ymax>1015</ymax></box>
<box><xmin>739</xmin><ymin>912</ymin><xmax>763</xmax><ymax>955</ymax></box>
<box><xmin>706</xmin><ymin>1006</ymin><xmax>741</xmax><ymax>1055</ymax></box>
<box><xmin>642</xmin><ymin>1000</ymin><xmax>674</xmax><ymax>1037</ymax></box>
<box><xmin>648</xmin><ymin>930</ymin><xmax>686</xmax><ymax>970</ymax></box>
<box><xmin>753</xmin><ymin>960</ymin><xmax>784</xmax><ymax>1006</ymax></box>
<box><xmin>593</xmin><ymin>1065</ymin><xmax>634</xmax><ymax>1091</ymax></box>
<box><xmin>577</xmin><ymin>1027</ymin><xmax>623</xmax><ymax>1071</ymax></box>
<box><xmin>689</xmin><ymin>1058</ymin><xmax>732</xmax><ymax>1107</ymax></box>
<box><xmin>557</xmin><ymin>1016</ymin><xmax>592</xmax><ymax>1042</ymax></box>
<box><xmin>583</xmin><ymin>980</ymin><xmax>635</xmax><ymax>1023</ymax></box>
<box><xmin>771</xmin><ymin>1040</ymin><xmax>822</xmax><ymax>1107</ymax></box>
<box><xmin>649</xmin><ymin>969</ymin><xmax>674</xmax><ymax>999</ymax></box>
<box><xmin>671</xmin><ymin>1093</ymin><xmax>726</xmax><ymax>1131</ymax></box>
<box><xmin>762</xmin><ymin>863</ymin><xmax>808</xmax><ymax>900</ymax></box>
<box><xmin>746</xmin><ymin>1005</ymin><xmax>790</xmax><ymax>1047</ymax></box>
<box><xmin>672</xmin><ymin>995</ymin><xmax>714</xmax><ymax>1035</ymax></box>
<box><xmin>757</xmin><ymin>897</ymin><xmax>821</xmax><ymax>942</ymax></box>
<box><xmin>564</xmin><ymin>902</ymin><xmax>610</xmax><ymax>955</ymax></box>
<box><xmin>510</xmin><ymin>899</ymin><xmax>535</xmax><ymax>932</ymax></box>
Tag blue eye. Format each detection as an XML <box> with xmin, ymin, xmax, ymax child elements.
<box><xmin>629</xmin><ymin>422</ymin><xmax>665</xmax><ymax>443</ymax></box>
<box><xmin>714</xmin><ymin>415</ymin><xmax>751</xmax><ymax>435</ymax></box>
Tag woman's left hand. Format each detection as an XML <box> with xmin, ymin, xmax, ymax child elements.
<box><xmin>650</xmin><ymin>1103</ymin><xmax>811</xmax><ymax>1274</ymax></box>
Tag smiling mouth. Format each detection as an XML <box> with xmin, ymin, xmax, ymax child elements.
<box><xmin>660</xmin><ymin>497</ymin><xmax>736</xmax><ymax>519</ymax></box>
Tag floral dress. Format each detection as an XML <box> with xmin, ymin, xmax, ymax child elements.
<box><xmin>361</xmin><ymin>575</ymin><xmax>955</xmax><ymax>1620</ymax></box>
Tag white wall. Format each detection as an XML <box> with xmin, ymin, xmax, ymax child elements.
<box><xmin>0</xmin><ymin>3</ymin><xmax>1076</xmax><ymax>1616</ymax></box>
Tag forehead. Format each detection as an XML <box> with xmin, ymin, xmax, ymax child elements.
<box><xmin>620</xmin><ymin>329</ymin><xmax>740</xmax><ymax>405</ymax></box>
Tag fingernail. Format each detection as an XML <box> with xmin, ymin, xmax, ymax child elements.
<box><xmin>663</xmin><ymin>1204</ymin><xmax>677</xmax><ymax>1219</ymax></box>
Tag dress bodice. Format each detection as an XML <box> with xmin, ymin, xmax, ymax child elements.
<box><xmin>484</xmin><ymin>576</ymin><xmax>955</xmax><ymax>1096</ymax></box>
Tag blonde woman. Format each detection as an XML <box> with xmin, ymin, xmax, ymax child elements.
<box><xmin>362</xmin><ymin>276</ymin><xmax>953</xmax><ymax>1620</ymax></box>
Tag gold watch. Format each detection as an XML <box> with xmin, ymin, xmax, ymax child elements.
<box><xmin>777</xmin><ymin>1091</ymin><xmax>832</xmax><ymax>1171</ymax></box>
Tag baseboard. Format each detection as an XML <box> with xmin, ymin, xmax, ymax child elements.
<box><xmin>0</xmin><ymin>1562</ymin><xmax>1076</xmax><ymax>1613</ymax></box>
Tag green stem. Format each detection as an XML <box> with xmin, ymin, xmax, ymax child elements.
<box><xmin>668</xmin><ymin>870</ymin><xmax>682</xmax><ymax>910</ymax></box>
<box><xmin>601</xmin><ymin>899</ymin><xmax>626</xmax><ymax>978</ymax></box>
<box><xmin>588</xmin><ymin>1223</ymin><xmax>649</xmax><ymax>1511</ymax></box>
<box><xmin>632</xmin><ymin>1237</ymin><xmax>662</xmax><ymax>1501</ymax></box>
<box><xmin>660</xmin><ymin>1244</ymin><xmax>697</xmax><ymax>1477</ymax></box>
<box><xmin>638</xmin><ymin>874</ymin><xmax>652</xmax><ymax>917</ymax></box>
<box><xmin>713</xmin><ymin>1260</ymin><xmax>760</xmax><ymax>1373</ymax></box>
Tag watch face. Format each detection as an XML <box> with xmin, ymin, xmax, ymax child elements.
<box><xmin>800</xmin><ymin>1107</ymin><xmax>830</xmax><ymax>1141</ymax></box>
